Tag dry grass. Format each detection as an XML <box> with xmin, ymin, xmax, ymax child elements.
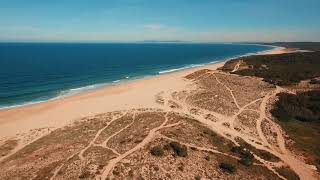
<box><xmin>214</xmin><ymin>73</ymin><xmax>274</xmax><ymax>107</ymax></box>
<box><xmin>107</xmin><ymin>138</ymin><xmax>281</xmax><ymax>179</ymax></box>
<box><xmin>0</xmin><ymin>139</ymin><xmax>18</xmax><ymax>157</ymax></box>
<box><xmin>0</xmin><ymin>68</ymin><xmax>304</xmax><ymax>180</ymax></box>
<box><xmin>107</xmin><ymin>112</ymin><xmax>165</xmax><ymax>154</ymax></box>
<box><xmin>234</xmin><ymin>110</ymin><xmax>259</xmax><ymax>138</ymax></box>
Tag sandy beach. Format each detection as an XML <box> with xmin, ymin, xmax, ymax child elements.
<box><xmin>1</xmin><ymin>46</ymin><xmax>319</xmax><ymax>180</ymax></box>
<box><xmin>1</xmin><ymin>0</ymin><xmax>319</xmax><ymax>178</ymax></box>
<box><xmin>0</xmin><ymin>47</ymin><xmax>290</xmax><ymax>140</ymax></box>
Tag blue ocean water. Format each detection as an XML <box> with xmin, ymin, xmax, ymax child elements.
<box><xmin>0</xmin><ymin>43</ymin><xmax>273</xmax><ymax>109</ymax></box>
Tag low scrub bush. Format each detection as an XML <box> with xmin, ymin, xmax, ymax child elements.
<box><xmin>150</xmin><ymin>145</ymin><xmax>164</xmax><ymax>156</ymax></box>
<box><xmin>271</xmin><ymin>90</ymin><xmax>320</xmax><ymax>122</ymax></box>
<box><xmin>221</xmin><ymin>51</ymin><xmax>320</xmax><ymax>86</ymax></box>
<box><xmin>169</xmin><ymin>142</ymin><xmax>188</xmax><ymax>157</ymax></box>
<box><xmin>231</xmin><ymin>146</ymin><xmax>254</xmax><ymax>166</ymax></box>
<box><xmin>219</xmin><ymin>162</ymin><xmax>236</xmax><ymax>173</ymax></box>
<box><xmin>276</xmin><ymin>166</ymin><xmax>300</xmax><ymax>180</ymax></box>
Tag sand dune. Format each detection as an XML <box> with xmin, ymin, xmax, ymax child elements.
<box><xmin>1</xmin><ymin>47</ymin><xmax>318</xmax><ymax>180</ymax></box>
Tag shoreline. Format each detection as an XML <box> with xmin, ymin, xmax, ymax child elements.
<box><xmin>0</xmin><ymin>46</ymin><xmax>289</xmax><ymax>139</ymax></box>
<box><xmin>0</xmin><ymin>44</ymin><xmax>278</xmax><ymax>111</ymax></box>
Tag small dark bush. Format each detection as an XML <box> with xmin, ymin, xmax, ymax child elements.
<box><xmin>150</xmin><ymin>145</ymin><xmax>164</xmax><ymax>156</ymax></box>
<box><xmin>231</xmin><ymin>146</ymin><xmax>243</xmax><ymax>154</ymax></box>
<box><xmin>239</xmin><ymin>152</ymin><xmax>254</xmax><ymax>166</ymax></box>
<box><xmin>112</xmin><ymin>170</ymin><xmax>120</xmax><ymax>176</ymax></box>
<box><xmin>204</xmin><ymin>155</ymin><xmax>210</xmax><ymax>161</ymax></box>
<box><xmin>169</xmin><ymin>142</ymin><xmax>188</xmax><ymax>157</ymax></box>
<box><xmin>153</xmin><ymin>166</ymin><xmax>159</xmax><ymax>171</ymax></box>
<box><xmin>163</xmin><ymin>143</ymin><xmax>171</xmax><ymax>151</ymax></box>
<box><xmin>178</xmin><ymin>166</ymin><xmax>184</xmax><ymax>171</ymax></box>
<box><xmin>79</xmin><ymin>170</ymin><xmax>91</xmax><ymax>179</ymax></box>
<box><xmin>259</xmin><ymin>151</ymin><xmax>274</xmax><ymax>161</ymax></box>
<box><xmin>231</xmin><ymin>146</ymin><xmax>254</xmax><ymax>166</ymax></box>
<box><xmin>190</xmin><ymin>147</ymin><xmax>198</xmax><ymax>151</ymax></box>
<box><xmin>98</xmin><ymin>164</ymin><xmax>104</xmax><ymax>170</ymax></box>
<box><xmin>219</xmin><ymin>162</ymin><xmax>236</xmax><ymax>173</ymax></box>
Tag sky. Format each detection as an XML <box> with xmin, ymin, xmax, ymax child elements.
<box><xmin>0</xmin><ymin>0</ymin><xmax>319</xmax><ymax>42</ymax></box>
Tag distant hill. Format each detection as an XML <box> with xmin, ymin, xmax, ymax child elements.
<box><xmin>220</xmin><ymin>51</ymin><xmax>320</xmax><ymax>85</ymax></box>
<box><xmin>263</xmin><ymin>42</ymin><xmax>320</xmax><ymax>51</ymax></box>
<box><xmin>141</xmin><ymin>40</ymin><xmax>189</xmax><ymax>43</ymax></box>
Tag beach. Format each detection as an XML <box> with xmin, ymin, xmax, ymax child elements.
<box><xmin>1</xmin><ymin>0</ymin><xmax>319</xmax><ymax>178</ymax></box>
<box><xmin>1</xmin><ymin>46</ymin><xmax>319</xmax><ymax>180</ymax></box>
<box><xmin>0</xmin><ymin>46</ymin><xmax>288</xmax><ymax>140</ymax></box>
<box><xmin>0</xmin><ymin>62</ymin><xmax>222</xmax><ymax>139</ymax></box>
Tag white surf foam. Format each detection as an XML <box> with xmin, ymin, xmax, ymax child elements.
<box><xmin>158</xmin><ymin>64</ymin><xmax>205</xmax><ymax>74</ymax></box>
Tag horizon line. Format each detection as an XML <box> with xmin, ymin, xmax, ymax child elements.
<box><xmin>0</xmin><ymin>41</ymin><xmax>319</xmax><ymax>44</ymax></box>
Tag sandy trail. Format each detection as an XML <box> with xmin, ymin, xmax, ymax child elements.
<box><xmin>212</xmin><ymin>73</ymin><xmax>241</xmax><ymax>109</ymax></box>
<box><xmin>160</xmin><ymin>134</ymin><xmax>240</xmax><ymax>160</ymax></box>
<box><xmin>78</xmin><ymin>112</ymin><xmax>128</xmax><ymax>161</ymax></box>
<box><xmin>99</xmin><ymin>111</ymin><xmax>182</xmax><ymax>179</ymax></box>
<box><xmin>256</xmin><ymin>92</ymin><xmax>273</xmax><ymax>149</ymax></box>
<box><xmin>159</xmin><ymin>92</ymin><xmax>285</xmax><ymax>179</ymax></box>
<box><xmin>50</xmin><ymin>151</ymin><xmax>80</xmax><ymax>180</ymax></box>
<box><xmin>101</xmin><ymin>118</ymin><xmax>135</xmax><ymax>148</ymax></box>
<box><xmin>161</xmin><ymin>70</ymin><xmax>318</xmax><ymax>180</ymax></box>
<box><xmin>1</xmin><ymin>47</ymin><xmax>318</xmax><ymax>180</ymax></box>
<box><xmin>231</xmin><ymin>60</ymin><xmax>242</xmax><ymax>72</ymax></box>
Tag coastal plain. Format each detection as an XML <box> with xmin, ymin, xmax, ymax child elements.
<box><xmin>0</xmin><ymin>47</ymin><xmax>319</xmax><ymax>180</ymax></box>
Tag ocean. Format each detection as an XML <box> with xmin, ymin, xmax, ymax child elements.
<box><xmin>0</xmin><ymin>43</ymin><xmax>273</xmax><ymax>109</ymax></box>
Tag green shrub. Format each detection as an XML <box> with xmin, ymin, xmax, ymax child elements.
<box><xmin>276</xmin><ymin>166</ymin><xmax>300</xmax><ymax>180</ymax></box>
<box><xmin>231</xmin><ymin>146</ymin><xmax>254</xmax><ymax>166</ymax></box>
<box><xmin>222</xmin><ymin>51</ymin><xmax>320</xmax><ymax>86</ymax></box>
<box><xmin>169</xmin><ymin>142</ymin><xmax>188</xmax><ymax>157</ymax></box>
<box><xmin>219</xmin><ymin>162</ymin><xmax>236</xmax><ymax>173</ymax></box>
<box><xmin>150</xmin><ymin>145</ymin><xmax>164</xmax><ymax>156</ymax></box>
<box><xmin>239</xmin><ymin>152</ymin><xmax>254</xmax><ymax>166</ymax></box>
<box><xmin>259</xmin><ymin>151</ymin><xmax>274</xmax><ymax>161</ymax></box>
<box><xmin>271</xmin><ymin>91</ymin><xmax>320</xmax><ymax>123</ymax></box>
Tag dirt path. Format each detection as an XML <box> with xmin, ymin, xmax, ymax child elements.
<box><xmin>78</xmin><ymin>112</ymin><xmax>128</xmax><ymax>161</ymax></box>
<box><xmin>166</xmin><ymin>73</ymin><xmax>318</xmax><ymax>180</ymax></box>
<box><xmin>61</xmin><ymin>72</ymin><xmax>318</xmax><ymax>180</ymax></box>
<box><xmin>212</xmin><ymin>73</ymin><xmax>241</xmax><ymax>109</ymax></box>
<box><xmin>231</xmin><ymin>60</ymin><xmax>242</xmax><ymax>72</ymax></box>
<box><xmin>160</xmin><ymin>134</ymin><xmax>240</xmax><ymax>160</ymax></box>
<box><xmin>99</xmin><ymin>111</ymin><xmax>182</xmax><ymax>179</ymax></box>
<box><xmin>256</xmin><ymin>92</ymin><xmax>273</xmax><ymax>149</ymax></box>
<box><xmin>2</xmin><ymin>68</ymin><xmax>318</xmax><ymax>180</ymax></box>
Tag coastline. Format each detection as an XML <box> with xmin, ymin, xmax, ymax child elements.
<box><xmin>0</xmin><ymin>44</ymin><xmax>277</xmax><ymax>111</ymax></box>
<box><xmin>0</xmin><ymin>46</ymin><xmax>289</xmax><ymax>139</ymax></box>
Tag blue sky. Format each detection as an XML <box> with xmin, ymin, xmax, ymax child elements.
<box><xmin>0</xmin><ymin>0</ymin><xmax>319</xmax><ymax>42</ymax></box>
